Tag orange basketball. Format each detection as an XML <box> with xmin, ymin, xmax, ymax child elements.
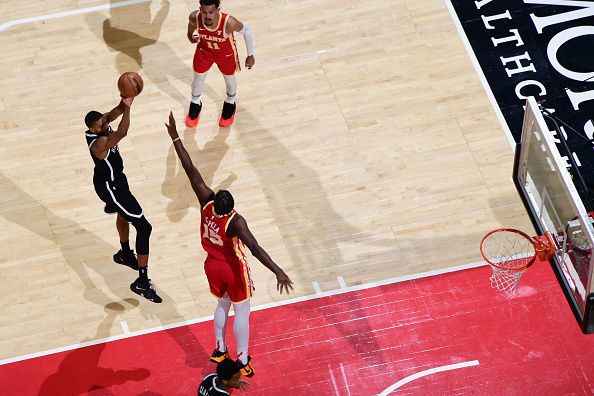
<box><xmin>117</xmin><ymin>72</ymin><xmax>143</xmax><ymax>98</ymax></box>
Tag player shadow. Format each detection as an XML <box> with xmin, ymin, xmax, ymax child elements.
<box><xmin>161</xmin><ymin>126</ymin><xmax>236</xmax><ymax>223</ymax></box>
<box><xmin>37</xmin><ymin>302</ymin><xmax>152</xmax><ymax>396</ymax></box>
<box><xmin>200</xmin><ymin>86</ymin><xmax>396</xmax><ymax>366</ymax></box>
<box><xmin>0</xmin><ymin>171</ymin><xmax>210</xmax><ymax>373</ymax></box>
<box><xmin>85</xmin><ymin>0</ymin><xmax>189</xmax><ymax>104</ymax></box>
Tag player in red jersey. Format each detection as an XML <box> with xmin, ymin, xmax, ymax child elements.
<box><xmin>185</xmin><ymin>0</ymin><xmax>255</xmax><ymax>128</ymax></box>
<box><xmin>165</xmin><ymin>112</ymin><xmax>293</xmax><ymax>377</ymax></box>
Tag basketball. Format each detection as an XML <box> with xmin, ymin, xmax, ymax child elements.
<box><xmin>117</xmin><ymin>72</ymin><xmax>143</xmax><ymax>98</ymax></box>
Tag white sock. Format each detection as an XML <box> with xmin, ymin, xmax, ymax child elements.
<box><xmin>223</xmin><ymin>75</ymin><xmax>237</xmax><ymax>104</ymax></box>
<box><xmin>214</xmin><ymin>296</ymin><xmax>231</xmax><ymax>352</ymax></box>
<box><xmin>191</xmin><ymin>73</ymin><xmax>207</xmax><ymax>105</ymax></box>
<box><xmin>233</xmin><ymin>299</ymin><xmax>251</xmax><ymax>364</ymax></box>
<box><xmin>191</xmin><ymin>95</ymin><xmax>202</xmax><ymax>105</ymax></box>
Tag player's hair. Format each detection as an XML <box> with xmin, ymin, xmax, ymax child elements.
<box><xmin>214</xmin><ymin>190</ymin><xmax>234</xmax><ymax>216</ymax></box>
<box><xmin>85</xmin><ymin>111</ymin><xmax>103</xmax><ymax>128</ymax></box>
<box><xmin>217</xmin><ymin>358</ymin><xmax>240</xmax><ymax>380</ymax></box>
<box><xmin>199</xmin><ymin>0</ymin><xmax>220</xmax><ymax>8</ymax></box>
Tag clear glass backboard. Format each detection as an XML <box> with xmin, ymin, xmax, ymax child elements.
<box><xmin>514</xmin><ymin>97</ymin><xmax>594</xmax><ymax>333</ymax></box>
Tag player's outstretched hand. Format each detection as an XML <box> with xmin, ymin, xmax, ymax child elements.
<box><xmin>165</xmin><ymin>111</ymin><xmax>179</xmax><ymax>140</ymax></box>
<box><xmin>276</xmin><ymin>270</ymin><xmax>294</xmax><ymax>295</ymax></box>
<box><xmin>245</xmin><ymin>55</ymin><xmax>255</xmax><ymax>69</ymax></box>
<box><xmin>238</xmin><ymin>378</ymin><xmax>250</xmax><ymax>391</ymax></box>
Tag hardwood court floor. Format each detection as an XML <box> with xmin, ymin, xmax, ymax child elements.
<box><xmin>0</xmin><ymin>0</ymin><xmax>532</xmax><ymax>361</ymax></box>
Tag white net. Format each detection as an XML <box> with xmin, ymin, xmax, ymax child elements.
<box><xmin>489</xmin><ymin>267</ymin><xmax>526</xmax><ymax>295</ymax></box>
<box><xmin>480</xmin><ymin>229</ymin><xmax>536</xmax><ymax>295</ymax></box>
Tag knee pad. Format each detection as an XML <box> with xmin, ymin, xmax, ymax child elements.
<box><xmin>132</xmin><ymin>216</ymin><xmax>152</xmax><ymax>255</ymax></box>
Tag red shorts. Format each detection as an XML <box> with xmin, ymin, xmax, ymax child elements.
<box><xmin>204</xmin><ymin>256</ymin><xmax>253</xmax><ymax>303</ymax></box>
<box><xmin>193</xmin><ymin>47</ymin><xmax>240</xmax><ymax>76</ymax></box>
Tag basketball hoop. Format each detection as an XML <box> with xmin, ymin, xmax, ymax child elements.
<box><xmin>480</xmin><ymin>229</ymin><xmax>555</xmax><ymax>295</ymax></box>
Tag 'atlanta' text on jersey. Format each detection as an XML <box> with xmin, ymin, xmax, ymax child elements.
<box><xmin>195</xmin><ymin>12</ymin><xmax>238</xmax><ymax>55</ymax></box>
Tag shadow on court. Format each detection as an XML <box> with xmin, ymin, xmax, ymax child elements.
<box><xmin>85</xmin><ymin>0</ymin><xmax>190</xmax><ymax>104</ymax></box>
<box><xmin>161</xmin><ymin>125</ymin><xmax>236</xmax><ymax>223</ymax></box>
<box><xmin>0</xmin><ymin>171</ymin><xmax>211</xmax><ymax>376</ymax></box>
<box><xmin>37</xmin><ymin>302</ymin><xmax>154</xmax><ymax>396</ymax></box>
<box><xmin>185</xmin><ymin>85</ymin><xmax>398</xmax><ymax>366</ymax></box>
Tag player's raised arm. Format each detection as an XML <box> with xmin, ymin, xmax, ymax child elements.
<box><xmin>226</xmin><ymin>16</ymin><xmax>254</xmax><ymax>69</ymax></box>
<box><xmin>165</xmin><ymin>111</ymin><xmax>215</xmax><ymax>207</ymax></box>
<box><xmin>107</xmin><ymin>97</ymin><xmax>134</xmax><ymax>146</ymax></box>
<box><xmin>229</xmin><ymin>215</ymin><xmax>294</xmax><ymax>294</ymax></box>
<box><xmin>187</xmin><ymin>10</ymin><xmax>199</xmax><ymax>43</ymax></box>
<box><xmin>104</xmin><ymin>98</ymin><xmax>126</xmax><ymax>123</ymax></box>
<box><xmin>92</xmin><ymin>97</ymin><xmax>134</xmax><ymax>157</ymax></box>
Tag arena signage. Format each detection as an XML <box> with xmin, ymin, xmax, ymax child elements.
<box><xmin>447</xmin><ymin>0</ymin><xmax>594</xmax><ymax>183</ymax></box>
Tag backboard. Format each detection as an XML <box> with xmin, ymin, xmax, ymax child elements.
<box><xmin>513</xmin><ymin>97</ymin><xmax>594</xmax><ymax>334</ymax></box>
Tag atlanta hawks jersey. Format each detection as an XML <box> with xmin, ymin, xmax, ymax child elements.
<box><xmin>201</xmin><ymin>201</ymin><xmax>249</xmax><ymax>265</ymax></box>
<box><xmin>196</xmin><ymin>12</ymin><xmax>238</xmax><ymax>56</ymax></box>
<box><xmin>85</xmin><ymin>126</ymin><xmax>124</xmax><ymax>182</ymax></box>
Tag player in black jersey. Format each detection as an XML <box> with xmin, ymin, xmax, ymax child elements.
<box><xmin>198</xmin><ymin>358</ymin><xmax>249</xmax><ymax>395</ymax></box>
<box><xmin>84</xmin><ymin>96</ymin><xmax>162</xmax><ymax>303</ymax></box>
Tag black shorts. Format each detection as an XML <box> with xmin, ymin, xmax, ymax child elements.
<box><xmin>94</xmin><ymin>175</ymin><xmax>144</xmax><ymax>222</ymax></box>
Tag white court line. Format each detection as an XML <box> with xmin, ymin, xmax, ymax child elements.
<box><xmin>340</xmin><ymin>363</ymin><xmax>351</xmax><ymax>396</ymax></box>
<box><xmin>0</xmin><ymin>260</ymin><xmax>487</xmax><ymax>366</ymax></box>
<box><xmin>120</xmin><ymin>321</ymin><xmax>130</xmax><ymax>334</ymax></box>
<box><xmin>378</xmin><ymin>360</ymin><xmax>480</xmax><ymax>395</ymax></box>
<box><xmin>312</xmin><ymin>281</ymin><xmax>322</xmax><ymax>294</ymax></box>
<box><xmin>328</xmin><ymin>365</ymin><xmax>340</xmax><ymax>396</ymax></box>
<box><xmin>337</xmin><ymin>276</ymin><xmax>348</xmax><ymax>289</ymax></box>
<box><xmin>0</xmin><ymin>0</ymin><xmax>151</xmax><ymax>32</ymax></box>
<box><xmin>442</xmin><ymin>0</ymin><xmax>515</xmax><ymax>150</ymax></box>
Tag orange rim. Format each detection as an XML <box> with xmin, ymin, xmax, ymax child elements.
<box><xmin>479</xmin><ymin>228</ymin><xmax>537</xmax><ymax>271</ymax></box>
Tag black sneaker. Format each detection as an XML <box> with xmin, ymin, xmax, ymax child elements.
<box><xmin>219</xmin><ymin>102</ymin><xmax>236</xmax><ymax>127</ymax></box>
<box><xmin>104</xmin><ymin>204</ymin><xmax>117</xmax><ymax>215</ymax></box>
<box><xmin>189</xmin><ymin>102</ymin><xmax>202</xmax><ymax>119</ymax></box>
<box><xmin>113</xmin><ymin>249</ymin><xmax>139</xmax><ymax>270</ymax></box>
<box><xmin>237</xmin><ymin>355</ymin><xmax>254</xmax><ymax>377</ymax></box>
<box><xmin>130</xmin><ymin>278</ymin><xmax>163</xmax><ymax>303</ymax></box>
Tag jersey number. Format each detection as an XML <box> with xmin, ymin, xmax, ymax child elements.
<box><xmin>207</xmin><ymin>42</ymin><xmax>220</xmax><ymax>50</ymax></box>
<box><xmin>203</xmin><ymin>227</ymin><xmax>223</xmax><ymax>246</ymax></box>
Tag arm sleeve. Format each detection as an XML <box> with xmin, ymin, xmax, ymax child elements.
<box><xmin>237</xmin><ymin>23</ymin><xmax>254</xmax><ymax>56</ymax></box>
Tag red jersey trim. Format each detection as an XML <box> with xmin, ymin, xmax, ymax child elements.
<box><xmin>233</xmin><ymin>238</ymin><xmax>252</xmax><ymax>300</ymax></box>
<box><xmin>229</xmin><ymin>36</ymin><xmax>240</xmax><ymax>75</ymax></box>
<box><xmin>203</xmin><ymin>201</ymin><xmax>214</xmax><ymax>211</ymax></box>
<box><xmin>225</xmin><ymin>212</ymin><xmax>236</xmax><ymax>233</ymax></box>
<box><xmin>222</xmin><ymin>14</ymin><xmax>230</xmax><ymax>38</ymax></box>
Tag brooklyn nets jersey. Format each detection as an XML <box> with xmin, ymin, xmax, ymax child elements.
<box><xmin>85</xmin><ymin>126</ymin><xmax>125</xmax><ymax>182</ymax></box>
<box><xmin>198</xmin><ymin>374</ymin><xmax>230</xmax><ymax>396</ymax></box>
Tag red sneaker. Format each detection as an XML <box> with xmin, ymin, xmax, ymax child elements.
<box><xmin>185</xmin><ymin>114</ymin><xmax>199</xmax><ymax>128</ymax></box>
<box><xmin>219</xmin><ymin>102</ymin><xmax>236</xmax><ymax>127</ymax></box>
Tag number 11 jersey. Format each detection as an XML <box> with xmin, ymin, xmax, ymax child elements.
<box><xmin>193</xmin><ymin>12</ymin><xmax>240</xmax><ymax>76</ymax></box>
